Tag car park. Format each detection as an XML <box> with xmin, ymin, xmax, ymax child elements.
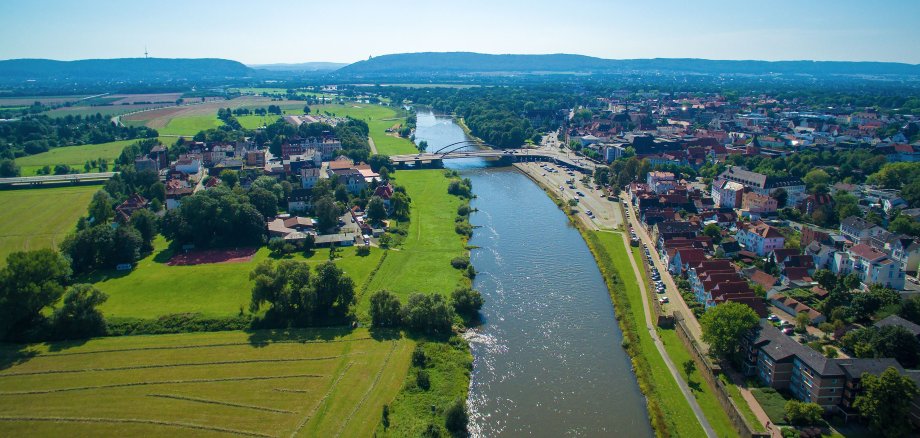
<box><xmin>659</xmin><ymin>297</ymin><xmax>669</xmax><ymax>304</ymax></box>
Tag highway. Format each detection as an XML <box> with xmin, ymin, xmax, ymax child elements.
<box><xmin>0</xmin><ymin>172</ymin><xmax>117</xmax><ymax>187</ymax></box>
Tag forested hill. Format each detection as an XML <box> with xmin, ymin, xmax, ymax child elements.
<box><xmin>334</xmin><ymin>52</ymin><xmax>920</xmax><ymax>78</ymax></box>
<box><xmin>0</xmin><ymin>58</ymin><xmax>254</xmax><ymax>85</ymax></box>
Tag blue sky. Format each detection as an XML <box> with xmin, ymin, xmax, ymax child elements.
<box><xmin>1</xmin><ymin>0</ymin><xmax>918</xmax><ymax>64</ymax></box>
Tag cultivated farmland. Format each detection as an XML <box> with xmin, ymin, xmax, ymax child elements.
<box><xmin>14</xmin><ymin>138</ymin><xmax>171</xmax><ymax>175</ymax></box>
<box><xmin>0</xmin><ymin>186</ymin><xmax>97</xmax><ymax>263</ymax></box>
<box><xmin>0</xmin><ymin>328</ymin><xmax>412</xmax><ymax>438</ymax></box>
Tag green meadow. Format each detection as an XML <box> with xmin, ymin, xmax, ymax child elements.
<box><xmin>311</xmin><ymin>104</ymin><xmax>419</xmax><ymax>155</ymax></box>
<box><xmin>158</xmin><ymin>115</ymin><xmax>224</xmax><ymax>136</ymax></box>
<box><xmin>0</xmin><ymin>186</ymin><xmax>97</xmax><ymax>263</ymax></box>
<box><xmin>14</xmin><ymin>138</ymin><xmax>171</xmax><ymax>175</ymax></box>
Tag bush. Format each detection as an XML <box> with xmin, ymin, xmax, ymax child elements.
<box><xmin>416</xmin><ymin>369</ymin><xmax>431</xmax><ymax>390</ymax></box>
<box><xmin>450</xmin><ymin>256</ymin><xmax>470</xmax><ymax>269</ymax></box>
<box><xmin>465</xmin><ymin>264</ymin><xmax>476</xmax><ymax>279</ymax></box>
<box><xmin>50</xmin><ymin>284</ymin><xmax>108</xmax><ymax>340</ymax></box>
<box><xmin>451</xmin><ymin>287</ymin><xmax>484</xmax><ymax>318</ymax></box>
<box><xmin>412</xmin><ymin>344</ymin><xmax>428</xmax><ymax>367</ymax></box>
<box><xmin>455</xmin><ymin>222</ymin><xmax>472</xmax><ymax>237</ymax></box>
<box><xmin>784</xmin><ymin>400</ymin><xmax>823</xmax><ymax>426</ymax></box>
<box><xmin>457</xmin><ymin>204</ymin><xmax>470</xmax><ymax>216</ymax></box>
<box><xmin>355</xmin><ymin>245</ymin><xmax>371</xmax><ymax>256</ymax></box>
<box><xmin>369</xmin><ymin>290</ymin><xmax>403</xmax><ymax>327</ymax></box>
<box><xmin>445</xmin><ymin>398</ymin><xmax>469</xmax><ymax>435</ymax></box>
<box><xmin>404</xmin><ymin>293</ymin><xmax>454</xmax><ymax>334</ymax></box>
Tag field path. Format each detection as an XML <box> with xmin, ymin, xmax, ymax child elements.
<box><xmin>613</xmin><ymin>230</ymin><xmax>717</xmax><ymax>438</ymax></box>
<box><xmin>368</xmin><ymin>136</ymin><xmax>378</xmax><ymax>155</ymax></box>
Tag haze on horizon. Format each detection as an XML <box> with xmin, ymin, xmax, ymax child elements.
<box><xmin>1</xmin><ymin>0</ymin><xmax>919</xmax><ymax>65</ymax></box>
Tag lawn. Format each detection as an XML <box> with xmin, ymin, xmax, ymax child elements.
<box><xmin>588</xmin><ymin>230</ymin><xmax>708</xmax><ymax>437</ymax></box>
<box><xmin>0</xmin><ymin>186</ymin><xmax>97</xmax><ymax>264</ymax></box>
<box><xmin>0</xmin><ymin>327</ymin><xmax>412</xmax><ymax>438</ymax></box>
<box><xmin>750</xmin><ymin>387</ymin><xmax>788</xmax><ymax>424</ymax></box>
<box><xmin>311</xmin><ymin>104</ymin><xmax>418</xmax><ymax>155</ymax></box>
<box><xmin>14</xmin><ymin>138</ymin><xmax>170</xmax><ymax>175</ymax></box>
<box><xmin>93</xmin><ymin>236</ymin><xmax>385</xmax><ymax>319</ymax></box>
<box><xmin>358</xmin><ymin>170</ymin><xmax>468</xmax><ymax>314</ymax></box>
<box><xmin>237</xmin><ymin>114</ymin><xmax>281</xmax><ymax>129</ymax></box>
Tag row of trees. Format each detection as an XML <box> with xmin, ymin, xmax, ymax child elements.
<box><xmin>368</xmin><ymin>288</ymin><xmax>483</xmax><ymax>333</ymax></box>
<box><xmin>249</xmin><ymin>259</ymin><xmax>355</xmax><ymax>326</ymax></box>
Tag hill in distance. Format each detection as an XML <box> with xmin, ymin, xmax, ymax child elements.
<box><xmin>333</xmin><ymin>51</ymin><xmax>920</xmax><ymax>78</ymax></box>
<box><xmin>0</xmin><ymin>58</ymin><xmax>254</xmax><ymax>85</ymax></box>
<box><xmin>248</xmin><ymin>62</ymin><xmax>348</xmax><ymax>72</ymax></box>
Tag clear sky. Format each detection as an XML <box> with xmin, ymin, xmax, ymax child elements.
<box><xmin>1</xmin><ymin>0</ymin><xmax>918</xmax><ymax>64</ymax></box>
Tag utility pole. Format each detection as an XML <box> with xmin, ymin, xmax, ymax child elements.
<box><xmin>144</xmin><ymin>45</ymin><xmax>148</xmax><ymax>59</ymax></box>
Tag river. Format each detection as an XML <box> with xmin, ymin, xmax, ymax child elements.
<box><xmin>413</xmin><ymin>110</ymin><xmax>653</xmax><ymax>436</ymax></box>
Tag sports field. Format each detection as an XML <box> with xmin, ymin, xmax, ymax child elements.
<box><xmin>0</xmin><ymin>328</ymin><xmax>412</xmax><ymax>438</ymax></box>
<box><xmin>14</xmin><ymin>138</ymin><xmax>169</xmax><ymax>175</ymax></box>
<box><xmin>0</xmin><ymin>186</ymin><xmax>96</xmax><ymax>263</ymax></box>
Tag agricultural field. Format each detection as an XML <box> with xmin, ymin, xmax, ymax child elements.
<box><xmin>94</xmin><ymin>237</ymin><xmax>385</xmax><ymax>319</ymax></box>
<box><xmin>121</xmin><ymin>96</ymin><xmax>307</xmax><ymax>135</ymax></box>
<box><xmin>237</xmin><ymin>115</ymin><xmax>281</xmax><ymax>130</ymax></box>
<box><xmin>13</xmin><ymin>138</ymin><xmax>171</xmax><ymax>175</ymax></box>
<box><xmin>0</xmin><ymin>186</ymin><xmax>97</xmax><ymax>263</ymax></box>
<box><xmin>0</xmin><ymin>328</ymin><xmax>413</xmax><ymax>438</ymax></box>
<box><xmin>0</xmin><ymin>95</ymin><xmax>89</xmax><ymax>107</ymax></box>
<box><xmin>311</xmin><ymin>104</ymin><xmax>418</xmax><ymax>155</ymax></box>
<box><xmin>158</xmin><ymin>115</ymin><xmax>224</xmax><ymax>136</ymax></box>
<box><xmin>43</xmin><ymin>104</ymin><xmax>174</xmax><ymax>119</ymax></box>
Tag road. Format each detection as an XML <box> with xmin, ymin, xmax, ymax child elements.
<box><xmin>368</xmin><ymin>136</ymin><xmax>378</xmax><ymax>155</ymax></box>
<box><xmin>623</xmin><ymin>195</ymin><xmax>705</xmax><ymax>340</ymax></box>
<box><xmin>614</xmin><ymin>229</ymin><xmax>717</xmax><ymax>438</ymax></box>
<box><xmin>515</xmin><ymin>162</ymin><xmax>622</xmax><ymax>230</ymax></box>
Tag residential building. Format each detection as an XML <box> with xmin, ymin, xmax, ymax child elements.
<box><xmin>839</xmin><ymin>216</ymin><xmax>885</xmax><ymax>244</ymax></box>
<box><xmin>740</xmin><ymin>191</ymin><xmax>778</xmax><ymax>216</ymax></box>
<box><xmin>646</xmin><ymin>171</ymin><xmax>677</xmax><ymax>194</ymax></box>
<box><xmin>715</xmin><ymin>166</ymin><xmax>806</xmax><ymax>205</ymax></box>
<box><xmin>301</xmin><ymin>167</ymin><xmax>323</xmax><ymax>189</ymax></box>
<box><xmin>712</xmin><ymin>180</ymin><xmax>744</xmax><ymax>208</ymax></box>
<box><xmin>735</xmin><ymin>221</ymin><xmax>785</xmax><ymax>256</ymax></box>
<box><xmin>831</xmin><ymin>243</ymin><xmax>905</xmax><ymax>289</ymax></box>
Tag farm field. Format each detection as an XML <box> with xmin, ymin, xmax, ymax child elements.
<box><xmin>311</xmin><ymin>104</ymin><xmax>418</xmax><ymax>155</ymax></box>
<box><xmin>0</xmin><ymin>186</ymin><xmax>97</xmax><ymax>263</ymax></box>
<box><xmin>0</xmin><ymin>95</ymin><xmax>89</xmax><ymax>106</ymax></box>
<box><xmin>13</xmin><ymin>138</ymin><xmax>171</xmax><ymax>175</ymax></box>
<box><xmin>122</xmin><ymin>97</ymin><xmax>304</xmax><ymax>133</ymax></box>
<box><xmin>0</xmin><ymin>328</ymin><xmax>413</xmax><ymax>438</ymax></box>
<box><xmin>158</xmin><ymin>115</ymin><xmax>224</xmax><ymax>136</ymax></box>
<box><xmin>43</xmin><ymin>104</ymin><xmax>174</xmax><ymax>119</ymax></box>
<box><xmin>94</xmin><ymin>237</ymin><xmax>385</xmax><ymax>319</ymax></box>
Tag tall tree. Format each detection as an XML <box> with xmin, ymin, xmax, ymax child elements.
<box><xmin>854</xmin><ymin>367</ymin><xmax>919</xmax><ymax>437</ymax></box>
<box><xmin>701</xmin><ymin>302</ymin><xmax>759</xmax><ymax>359</ymax></box>
<box><xmin>0</xmin><ymin>249</ymin><xmax>72</xmax><ymax>339</ymax></box>
<box><xmin>366</xmin><ymin>196</ymin><xmax>387</xmax><ymax>224</ymax></box>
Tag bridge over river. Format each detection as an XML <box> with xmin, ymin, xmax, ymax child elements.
<box><xmin>389</xmin><ymin>143</ymin><xmax>599</xmax><ymax>173</ymax></box>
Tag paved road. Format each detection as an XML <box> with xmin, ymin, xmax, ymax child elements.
<box><xmin>612</xmin><ymin>229</ymin><xmax>717</xmax><ymax>438</ymax></box>
<box><xmin>515</xmin><ymin>162</ymin><xmax>622</xmax><ymax>230</ymax></box>
<box><xmin>368</xmin><ymin>136</ymin><xmax>378</xmax><ymax>155</ymax></box>
<box><xmin>623</xmin><ymin>195</ymin><xmax>705</xmax><ymax>341</ymax></box>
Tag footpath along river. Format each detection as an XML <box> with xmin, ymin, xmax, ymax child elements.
<box><xmin>413</xmin><ymin>109</ymin><xmax>654</xmax><ymax>436</ymax></box>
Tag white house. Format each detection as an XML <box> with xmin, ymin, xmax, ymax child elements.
<box><xmin>735</xmin><ymin>221</ymin><xmax>785</xmax><ymax>256</ymax></box>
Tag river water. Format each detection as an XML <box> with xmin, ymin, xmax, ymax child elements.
<box><xmin>413</xmin><ymin>110</ymin><xmax>653</xmax><ymax>437</ymax></box>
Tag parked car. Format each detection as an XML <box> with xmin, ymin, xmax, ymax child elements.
<box><xmin>782</xmin><ymin>327</ymin><xmax>794</xmax><ymax>335</ymax></box>
<box><xmin>659</xmin><ymin>297</ymin><xmax>669</xmax><ymax>304</ymax></box>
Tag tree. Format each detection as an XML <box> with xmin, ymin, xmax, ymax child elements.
<box><xmin>784</xmin><ymin>400</ymin><xmax>823</xmax><ymax>426</ymax></box>
<box><xmin>366</xmin><ymin>196</ymin><xmax>387</xmax><ymax>224</ymax></box>
<box><xmin>129</xmin><ymin>209</ymin><xmax>159</xmax><ymax>252</ymax></box>
<box><xmin>148</xmin><ymin>181</ymin><xmax>166</xmax><ymax>203</ymax></box>
<box><xmin>0</xmin><ymin>249</ymin><xmax>72</xmax><ymax>339</ymax></box>
<box><xmin>842</xmin><ymin>325</ymin><xmax>920</xmax><ymax>368</ymax></box>
<box><xmin>682</xmin><ymin>359</ymin><xmax>696</xmax><ymax>380</ymax></box>
<box><xmin>0</xmin><ymin>159</ymin><xmax>21</xmax><ymax>177</ymax></box>
<box><xmin>854</xmin><ymin>367</ymin><xmax>919</xmax><ymax>437</ymax></box>
<box><xmin>314</xmin><ymin>196</ymin><xmax>341</xmax><ymax>232</ymax></box>
<box><xmin>701</xmin><ymin>302</ymin><xmax>759</xmax><ymax>359</ymax></box>
<box><xmin>369</xmin><ymin>290</ymin><xmax>403</xmax><ymax>327</ymax></box>
<box><xmin>803</xmin><ymin>169</ymin><xmax>831</xmax><ymax>189</ymax></box>
<box><xmin>703</xmin><ymin>223</ymin><xmax>723</xmax><ymax>244</ymax></box>
<box><xmin>795</xmin><ymin>312</ymin><xmax>810</xmax><ymax>333</ymax></box>
<box><xmin>771</xmin><ymin>188</ymin><xmax>789</xmax><ymax>209</ymax></box>
<box><xmin>50</xmin><ymin>284</ymin><xmax>108</xmax><ymax>340</ymax></box>
<box><xmin>390</xmin><ymin>191</ymin><xmax>411</xmax><ymax>220</ymax></box>
<box><xmin>417</xmin><ymin>140</ymin><xmax>428</xmax><ymax>152</ymax></box>
<box><xmin>161</xmin><ymin>187</ymin><xmax>266</xmax><ymax>247</ymax></box>
<box><xmin>219</xmin><ymin>169</ymin><xmax>239</xmax><ymax>188</ymax></box>
<box><xmin>404</xmin><ymin>293</ymin><xmax>454</xmax><ymax>333</ymax></box>
<box><xmin>899</xmin><ymin>295</ymin><xmax>920</xmax><ymax>325</ymax></box>
<box><xmin>451</xmin><ymin>287</ymin><xmax>484</xmax><ymax>318</ymax></box>
<box><xmin>248</xmin><ymin>187</ymin><xmax>278</xmax><ymax>218</ymax></box>
<box><xmin>311</xmin><ymin>262</ymin><xmax>355</xmax><ymax>319</ymax></box>
<box><xmin>445</xmin><ymin>398</ymin><xmax>469</xmax><ymax>435</ymax></box>
<box><xmin>249</xmin><ymin>259</ymin><xmax>315</xmax><ymax>321</ymax></box>
<box><xmin>88</xmin><ymin>190</ymin><xmax>114</xmax><ymax>224</ymax></box>
<box><xmin>303</xmin><ymin>105</ymin><xmax>311</xmax><ymax>114</ymax></box>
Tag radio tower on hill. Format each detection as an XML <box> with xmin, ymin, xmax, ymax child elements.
<box><xmin>144</xmin><ymin>45</ymin><xmax>149</xmax><ymax>59</ymax></box>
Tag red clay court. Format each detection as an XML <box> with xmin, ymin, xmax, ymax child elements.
<box><xmin>166</xmin><ymin>248</ymin><xmax>258</xmax><ymax>266</ymax></box>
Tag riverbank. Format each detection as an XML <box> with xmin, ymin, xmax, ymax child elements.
<box><xmin>516</xmin><ymin>165</ymin><xmax>738</xmax><ymax>438</ymax></box>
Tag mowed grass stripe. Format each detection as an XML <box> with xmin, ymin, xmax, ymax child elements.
<box><xmin>333</xmin><ymin>342</ymin><xmax>397</xmax><ymax>437</ymax></box>
<box><xmin>0</xmin><ymin>373</ymin><xmax>324</xmax><ymax>396</ymax></box>
<box><xmin>0</xmin><ymin>416</ymin><xmax>273</xmax><ymax>437</ymax></box>
<box><xmin>291</xmin><ymin>362</ymin><xmax>355</xmax><ymax>438</ymax></box>
<box><xmin>0</xmin><ymin>355</ymin><xmax>348</xmax><ymax>377</ymax></box>
<box><xmin>146</xmin><ymin>393</ymin><xmax>295</xmax><ymax>414</ymax></box>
